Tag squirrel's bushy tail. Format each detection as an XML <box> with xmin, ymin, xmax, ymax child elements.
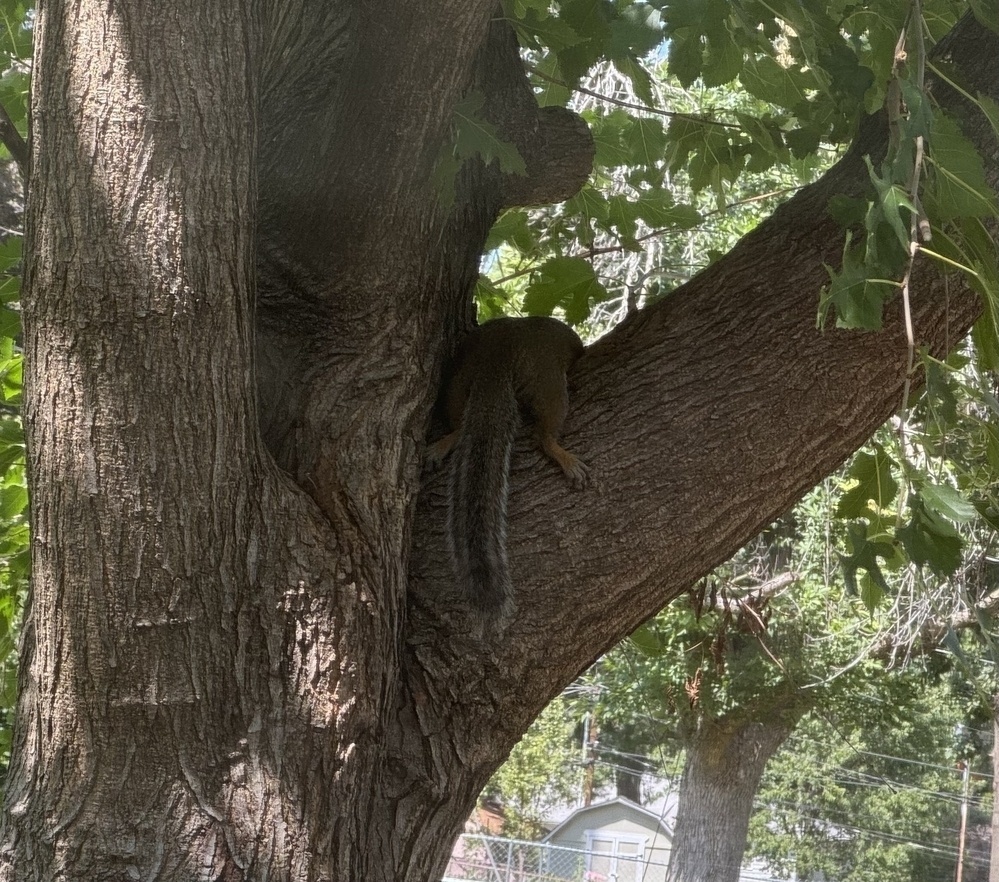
<box><xmin>447</xmin><ymin>378</ymin><xmax>519</xmax><ymax>620</ymax></box>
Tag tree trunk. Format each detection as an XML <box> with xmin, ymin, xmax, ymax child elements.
<box><xmin>665</xmin><ymin>710</ymin><xmax>801</xmax><ymax>882</ymax></box>
<box><xmin>0</xmin><ymin>1</ymin><xmax>996</xmax><ymax>880</ymax></box>
<box><xmin>616</xmin><ymin>763</ymin><xmax>643</xmax><ymax>805</ymax></box>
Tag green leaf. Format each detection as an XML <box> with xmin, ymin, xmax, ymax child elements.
<box><xmin>555</xmin><ymin>0</ymin><xmax>612</xmax><ymax>82</ymax></box>
<box><xmin>612</xmin><ymin>56</ymin><xmax>658</xmax><ymax>109</ymax></box>
<box><xmin>623</xmin><ymin>116</ymin><xmax>668</xmax><ymax>168</ymax></box>
<box><xmin>5</xmin><ymin>547</ymin><xmax>28</xmax><ymax>581</ymax></box>
<box><xmin>859</xmin><ymin>572</ymin><xmax>885</xmax><ymax>613</ymax></box>
<box><xmin>735</xmin><ymin>112</ymin><xmax>788</xmax><ymax>168</ymax></box>
<box><xmin>0</xmin><ymin>417</ymin><xmax>22</xmax><ymax>446</ymax></box>
<box><xmin>864</xmin><ymin>156</ymin><xmax>915</xmax><ymax>255</ymax></box>
<box><xmin>924</xmin><ymin>111</ymin><xmax>999</xmax><ymax>222</ymax></box>
<box><xmin>588</xmin><ymin>108</ymin><xmax>634</xmax><ymax>169</ymax></box>
<box><xmin>629</xmin><ymin>623</ymin><xmax>664</xmax><ymax>656</ymax></box>
<box><xmin>529</xmin><ymin>53</ymin><xmax>573</xmax><ymax>107</ymax></box>
<box><xmin>606</xmin><ymin>195</ymin><xmax>641</xmax><ymax>249</ymax></box>
<box><xmin>0</xmin><ymin>235</ymin><xmax>22</xmax><ymax>272</ymax></box>
<box><xmin>523</xmin><ymin>256</ymin><xmax>607</xmax><ymax>323</ymax></box>
<box><xmin>667</xmin><ymin>28</ymin><xmax>704</xmax><ymax>88</ymax></box>
<box><xmin>896</xmin><ymin>502</ymin><xmax>963</xmax><ymax>576</ymax></box>
<box><xmin>835</xmin><ymin>446</ymin><xmax>898</xmax><ymax>519</ymax></box>
<box><xmin>0</xmin><ymin>443</ymin><xmax>23</xmax><ymax>479</ymax></box>
<box><xmin>897</xmin><ymin>78</ymin><xmax>934</xmax><ymax>143</ymax></box>
<box><xmin>0</xmin><ymin>484</ymin><xmax>26</xmax><ymax>520</ymax></box>
<box><xmin>511</xmin><ymin>7</ymin><xmax>583</xmax><ymax>53</ymax></box>
<box><xmin>633</xmin><ymin>192</ymin><xmax>701</xmax><ymax>230</ymax></box>
<box><xmin>839</xmin><ymin>523</ymin><xmax>893</xmax><ymax>604</ymax></box>
<box><xmin>669</xmin><ymin>121</ymin><xmax>741</xmax><ymax>195</ymax></box>
<box><xmin>607</xmin><ymin>4</ymin><xmax>663</xmax><ymax>61</ymax></box>
<box><xmin>785</xmin><ymin>125</ymin><xmax>822</xmax><ymax>159</ymax></box>
<box><xmin>817</xmin><ymin>40</ymin><xmax>873</xmax><ymax>106</ymax></box>
<box><xmin>919</xmin><ymin>482</ymin><xmax>977</xmax><ymax>523</ymax></box>
<box><xmin>819</xmin><ymin>235</ymin><xmax>895</xmax><ymax>330</ymax></box>
<box><xmin>485</xmin><ymin>209</ymin><xmax>538</xmax><ymax>255</ymax></box>
<box><xmin>564</xmin><ymin>185</ymin><xmax>610</xmax><ymax>227</ymax></box>
<box><xmin>740</xmin><ymin>56</ymin><xmax>814</xmax><ymax>111</ymax></box>
<box><xmin>453</xmin><ymin>91</ymin><xmax>527</xmax><ymax>177</ymax></box>
<box><xmin>969</xmin><ymin>0</ymin><xmax>999</xmax><ymax>34</ymax></box>
<box><xmin>978</xmin><ymin>94</ymin><xmax>999</xmax><ymax>142</ymax></box>
<box><xmin>701</xmin><ymin>23</ymin><xmax>743</xmax><ymax>87</ymax></box>
<box><xmin>0</xmin><ymin>306</ymin><xmax>19</xmax><ymax>340</ymax></box>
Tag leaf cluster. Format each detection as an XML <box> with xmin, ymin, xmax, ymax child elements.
<box><xmin>834</xmin><ymin>344</ymin><xmax>999</xmax><ymax>613</ymax></box>
<box><xmin>481</xmin><ymin>0</ymin><xmax>998</xmax><ymax>341</ymax></box>
<box><xmin>0</xmin><ymin>0</ymin><xmax>29</xmax><ymax>786</ymax></box>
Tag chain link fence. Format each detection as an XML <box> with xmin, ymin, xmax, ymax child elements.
<box><xmin>444</xmin><ymin>833</ymin><xmax>670</xmax><ymax>882</ymax></box>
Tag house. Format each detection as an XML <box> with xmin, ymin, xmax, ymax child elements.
<box><xmin>464</xmin><ymin>795</ymin><xmax>506</xmax><ymax>836</ymax></box>
<box><xmin>542</xmin><ymin>797</ymin><xmax>673</xmax><ymax>882</ymax></box>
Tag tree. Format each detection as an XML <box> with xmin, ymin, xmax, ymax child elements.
<box><xmin>0</xmin><ymin>2</ymin><xmax>996</xmax><ymax>881</ymax></box>
<box><xmin>581</xmin><ymin>486</ymin><xmax>897</xmax><ymax>882</ymax></box>
<box><xmin>753</xmin><ymin>672</ymin><xmax>987</xmax><ymax>882</ymax></box>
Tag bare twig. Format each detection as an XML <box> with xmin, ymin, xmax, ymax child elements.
<box><xmin>0</xmin><ymin>103</ymin><xmax>27</xmax><ymax>179</ymax></box>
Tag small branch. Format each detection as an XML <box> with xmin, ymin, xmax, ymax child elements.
<box><xmin>893</xmin><ymin>0</ymin><xmax>930</xmax><ymax>530</ymax></box>
<box><xmin>0</xmin><ymin>103</ymin><xmax>27</xmax><ymax>179</ymax></box>
<box><xmin>690</xmin><ymin>571</ymin><xmax>799</xmax><ymax>617</ymax></box>
<box><xmin>524</xmin><ymin>63</ymin><xmax>740</xmax><ymax>129</ymax></box>
<box><xmin>870</xmin><ymin>586</ymin><xmax>999</xmax><ymax>663</ymax></box>
<box><xmin>491</xmin><ymin>186</ymin><xmax>804</xmax><ymax>287</ymax></box>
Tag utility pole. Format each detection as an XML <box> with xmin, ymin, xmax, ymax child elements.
<box><xmin>581</xmin><ymin>709</ymin><xmax>599</xmax><ymax>807</ymax></box>
<box><xmin>956</xmin><ymin>759</ymin><xmax>970</xmax><ymax>882</ymax></box>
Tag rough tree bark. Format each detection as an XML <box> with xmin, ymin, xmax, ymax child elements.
<box><xmin>0</xmin><ymin>0</ymin><xmax>995</xmax><ymax>880</ymax></box>
<box><xmin>665</xmin><ymin>705</ymin><xmax>804</xmax><ymax>882</ymax></box>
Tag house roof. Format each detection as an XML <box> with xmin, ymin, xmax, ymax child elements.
<box><xmin>541</xmin><ymin>796</ymin><xmax>673</xmax><ymax>842</ymax></box>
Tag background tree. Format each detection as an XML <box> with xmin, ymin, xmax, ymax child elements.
<box><xmin>753</xmin><ymin>670</ymin><xmax>992</xmax><ymax>882</ymax></box>
<box><xmin>0</xmin><ymin>1</ymin><xmax>994</xmax><ymax>880</ymax></box>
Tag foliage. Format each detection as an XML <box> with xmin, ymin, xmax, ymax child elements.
<box><xmin>0</xmin><ymin>0</ymin><xmax>29</xmax><ymax>139</ymax></box>
<box><xmin>479</xmin><ymin>0</ymin><xmax>998</xmax><ymax>330</ymax></box>
<box><xmin>0</xmin><ymin>0</ymin><xmax>28</xmax><ymax>786</ymax></box>
<box><xmin>483</xmin><ymin>696</ymin><xmax>584</xmax><ymax>838</ymax></box>
<box><xmin>476</xmin><ymin>2</ymin><xmax>999</xmax><ymax>843</ymax></box>
<box><xmin>751</xmin><ymin>670</ymin><xmax>988</xmax><ymax>882</ymax></box>
<box><xmin>536</xmin><ymin>468</ymin><xmax>997</xmax><ymax>878</ymax></box>
<box><xmin>833</xmin><ymin>343</ymin><xmax>999</xmax><ymax>617</ymax></box>
<box><xmin>585</xmin><ymin>480</ymin><xmax>892</xmax><ymax>739</ymax></box>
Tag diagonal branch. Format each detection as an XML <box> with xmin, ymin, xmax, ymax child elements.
<box><xmin>406</xmin><ymin>11</ymin><xmax>999</xmax><ymax>766</ymax></box>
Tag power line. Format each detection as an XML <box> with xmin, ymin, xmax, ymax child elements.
<box><xmin>761</xmin><ymin>796</ymin><xmax>991</xmax><ymax>868</ymax></box>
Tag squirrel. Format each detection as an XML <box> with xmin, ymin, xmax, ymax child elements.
<box><xmin>428</xmin><ymin>316</ymin><xmax>589</xmax><ymax>621</ymax></box>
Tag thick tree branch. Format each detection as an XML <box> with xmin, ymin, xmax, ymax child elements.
<box><xmin>407</xmin><ymin>12</ymin><xmax>999</xmax><ymax>769</ymax></box>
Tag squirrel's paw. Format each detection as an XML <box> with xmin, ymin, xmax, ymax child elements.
<box><xmin>562</xmin><ymin>455</ymin><xmax>590</xmax><ymax>490</ymax></box>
